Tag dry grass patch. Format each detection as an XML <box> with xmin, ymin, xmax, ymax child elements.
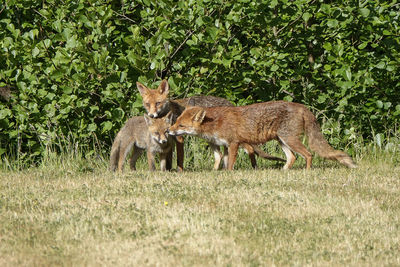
<box><xmin>0</xmin><ymin>156</ymin><xmax>399</xmax><ymax>266</ymax></box>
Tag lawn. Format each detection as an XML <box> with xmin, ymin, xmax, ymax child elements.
<box><xmin>0</xmin><ymin>151</ymin><xmax>399</xmax><ymax>266</ymax></box>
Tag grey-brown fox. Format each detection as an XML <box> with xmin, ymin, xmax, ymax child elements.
<box><xmin>136</xmin><ymin>80</ymin><xmax>284</xmax><ymax>170</ymax></box>
<box><xmin>169</xmin><ymin>101</ymin><xmax>357</xmax><ymax>170</ymax></box>
<box><xmin>109</xmin><ymin>112</ymin><xmax>175</xmax><ymax>172</ymax></box>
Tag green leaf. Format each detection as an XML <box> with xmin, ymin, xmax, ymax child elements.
<box><xmin>0</xmin><ymin>108</ymin><xmax>12</xmax><ymax>119</ymax></box>
<box><xmin>358</xmin><ymin>42</ymin><xmax>368</xmax><ymax>49</ymax></box>
<box><xmin>376</xmin><ymin>100</ymin><xmax>383</xmax><ymax>109</ymax></box>
<box><xmin>28</xmin><ymin>29</ymin><xmax>39</xmax><ymax>40</ymax></box>
<box><xmin>196</xmin><ymin>17</ymin><xmax>204</xmax><ymax>26</ymax></box>
<box><xmin>327</xmin><ymin>19</ymin><xmax>338</xmax><ymax>28</ymax></box>
<box><xmin>87</xmin><ymin>123</ymin><xmax>97</xmax><ymax>132</ymax></box>
<box><xmin>120</xmin><ymin>71</ymin><xmax>127</xmax><ymax>82</ymax></box>
<box><xmin>269</xmin><ymin>0</ymin><xmax>278</xmax><ymax>8</ymax></box>
<box><xmin>43</xmin><ymin>39</ymin><xmax>51</xmax><ymax>48</ymax></box>
<box><xmin>101</xmin><ymin>121</ymin><xmax>113</xmax><ymax>133</ymax></box>
<box><xmin>32</xmin><ymin>47</ymin><xmax>40</xmax><ymax>57</ymax></box>
<box><xmin>376</xmin><ymin>62</ymin><xmax>385</xmax><ymax>69</ymax></box>
<box><xmin>302</xmin><ymin>12</ymin><xmax>312</xmax><ymax>22</ymax></box>
<box><xmin>384</xmin><ymin>102</ymin><xmax>391</xmax><ymax>110</ymax></box>
<box><xmin>345</xmin><ymin>68</ymin><xmax>352</xmax><ymax>81</ymax></box>
<box><xmin>271</xmin><ymin>65</ymin><xmax>279</xmax><ymax>72</ymax></box>
<box><xmin>323</xmin><ymin>42</ymin><xmax>332</xmax><ymax>51</ymax></box>
<box><xmin>359</xmin><ymin>8</ymin><xmax>370</xmax><ymax>17</ymax></box>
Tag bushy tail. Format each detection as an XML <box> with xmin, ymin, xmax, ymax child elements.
<box><xmin>252</xmin><ymin>145</ymin><xmax>286</xmax><ymax>162</ymax></box>
<box><xmin>304</xmin><ymin>110</ymin><xmax>356</xmax><ymax>168</ymax></box>
<box><xmin>109</xmin><ymin>136</ymin><xmax>121</xmax><ymax>172</ymax></box>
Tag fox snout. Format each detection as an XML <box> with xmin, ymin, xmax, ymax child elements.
<box><xmin>149</xmin><ymin>113</ymin><xmax>158</xmax><ymax>118</ymax></box>
<box><xmin>167</xmin><ymin>126</ymin><xmax>177</xmax><ymax>136</ymax></box>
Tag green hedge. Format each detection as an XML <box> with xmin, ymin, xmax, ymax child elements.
<box><xmin>1</xmin><ymin>0</ymin><xmax>399</xmax><ymax>162</ymax></box>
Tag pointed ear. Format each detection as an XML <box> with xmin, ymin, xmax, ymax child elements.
<box><xmin>192</xmin><ymin>108</ymin><xmax>206</xmax><ymax>123</ymax></box>
<box><xmin>157</xmin><ymin>80</ymin><xmax>169</xmax><ymax>95</ymax></box>
<box><xmin>137</xmin><ymin>82</ymin><xmax>148</xmax><ymax>96</ymax></box>
<box><xmin>163</xmin><ymin>111</ymin><xmax>174</xmax><ymax>125</ymax></box>
<box><xmin>143</xmin><ymin>114</ymin><xmax>153</xmax><ymax>126</ymax></box>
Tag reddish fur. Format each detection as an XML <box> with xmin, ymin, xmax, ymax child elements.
<box><xmin>137</xmin><ymin>80</ymin><xmax>284</xmax><ymax>170</ymax></box>
<box><xmin>169</xmin><ymin>101</ymin><xmax>356</xmax><ymax>170</ymax></box>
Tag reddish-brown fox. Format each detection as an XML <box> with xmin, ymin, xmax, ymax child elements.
<box><xmin>168</xmin><ymin>101</ymin><xmax>357</xmax><ymax>170</ymax></box>
<box><xmin>136</xmin><ymin>80</ymin><xmax>284</xmax><ymax>170</ymax></box>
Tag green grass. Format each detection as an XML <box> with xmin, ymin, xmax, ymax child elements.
<box><xmin>1</xmin><ymin>143</ymin><xmax>400</xmax><ymax>266</ymax></box>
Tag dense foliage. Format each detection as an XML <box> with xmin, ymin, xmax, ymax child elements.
<box><xmin>1</xmin><ymin>0</ymin><xmax>399</xmax><ymax>162</ymax></box>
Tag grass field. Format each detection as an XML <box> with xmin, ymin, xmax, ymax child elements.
<box><xmin>1</xmin><ymin>145</ymin><xmax>399</xmax><ymax>266</ymax></box>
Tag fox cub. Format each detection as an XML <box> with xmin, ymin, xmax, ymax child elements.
<box><xmin>109</xmin><ymin>112</ymin><xmax>175</xmax><ymax>172</ymax></box>
<box><xmin>136</xmin><ymin>80</ymin><xmax>284</xmax><ymax>170</ymax></box>
<box><xmin>168</xmin><ymin>101</ymin><xmax>357</xmax><ymax>170</ymax></box>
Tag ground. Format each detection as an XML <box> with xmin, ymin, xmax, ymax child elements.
<box><xmin>0</xmin><ymin>152</ymin><xmax>399</xmax><ymax>266</ymax></box>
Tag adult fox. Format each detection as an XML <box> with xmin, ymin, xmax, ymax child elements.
<box><xmin>168</xmin><ymin>101</ymin><xmax>357</xmax><ymax>170</ymax></box>
<box><xmin>136</xmin><ymin>80</ymin><xmax>284</xmax><ymax>170</ymax></box>
<box><xmin>109</xmin><ymin>112</ymin><xmax>175</xmax><ymax>172</ymax></box>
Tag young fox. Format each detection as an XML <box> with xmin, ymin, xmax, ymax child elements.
<box><xmin>168</xmin><ymin>101</ymin><xmax>357</xmax><ymax>170</ymax></box>
<box><xmin>109</xmin><ymin>112</ymin><xmax>174</xmax><ymax>172</ymax></box>
<box><xmin>136</xmin><ymin>80</ymin><xmax>284</xmax><ymax>170</ymax></box>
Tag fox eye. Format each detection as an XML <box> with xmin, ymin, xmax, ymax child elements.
<box><xmin>179</xmin><ymin>124</ymin><xmax>184</xmax><ymax>128</ymax></box>
<box><xmin>155</xmin><ymin>102</ymin><xmax>161</xmax><ymax>106</ymax></box>
<box><xmin>145</xmin><ymin>103</ymin><xmax>150</xmax><ymax>107</ymax></box>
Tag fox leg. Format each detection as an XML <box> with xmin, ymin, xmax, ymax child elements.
<box><xmin>166</xmin><ymin>148</ymin><xmax>173</xmax><ymax>171</ymax></box>
<box><xmin>279</xmin><ymin>141</ymin><xmax>296</xmax><ymax>170</ymax></box>
<box><xmin>117</xmin><ymin>142</ymin><xmax>134</xmax><ymax>172</ymax></box>
<box><xmin>160</xmin><ymin>153</ymin><xmax>168</xmax><ymax>171</ymax></box>
<box><xmin>279</xmin><ymin>136</ymin><xmax>312</xmax><ymax>169</ymax></box>
<box><xmin>209</xmin><ymin>144</ymin><xmax>222</xmax><ymax>170</ymax></box>
<box><xmin>146</xmin><ymin>150</ymin><xmax>156</xmax><ymax>171</ymax></box>
<box><xmin>222</xmin><ymin>146</ymin><xmax>229</xmax><ymax>169</ymax></box>
<box><xmin>227</xmin><ymin>143</ymin><xmax>240</xmax><ymax>170</ymax></box>
<box><xmin>129</xmin><ymin>146</ymin><xmax>144</xmax><ymax>171</ymax></box>
<box><xmin>241</xmin><ymin>143</ymin><xmax>257</xmax><ymax>169</ymax></box>
<box><xmin>175</xmin><ymin>136</ymin><xmax>184</xmax><ymax>172</ymax></box>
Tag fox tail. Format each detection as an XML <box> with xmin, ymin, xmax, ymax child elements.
<box><xmin>304</xmin><ymin>110</ymin><xmax>356</xmax><ymax>168</ymax></box>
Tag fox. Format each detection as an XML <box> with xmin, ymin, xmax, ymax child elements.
<box><xmin>109</xmin><ymin>112</ymin><xmax>175</xmax><ymax>172</ymax></box>
<box><xmin>136</xmin><ymin>80</ymin><xmax>284</xmax><ymax>170</ymax></box>
<box><xmin>168</xmin><ymin>101</ymin><xmax>357</xmax><ymax>170</ymax></box>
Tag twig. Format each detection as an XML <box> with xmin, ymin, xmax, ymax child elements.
<box><xmin>33</xmin><ymin>9</ymin><xmax>47</xmax><ymax>19</ymax></box>
<box><xmin>169</xmin><ymin>30</ymin><xmax>194</xmax><ymax>60</ymax></box>
<box><xmin>112</xmin><ymin>10</ymin><xmax>136</xmax><ymax>24</ymax></box>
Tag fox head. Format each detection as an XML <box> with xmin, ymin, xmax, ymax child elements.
<box><xmin>168</xmin><ymin>106</ymin><xmax>206</xmax><ymax>136</ymax></box>
<box><xmin>137</xmin><ymin>80</ymin><xmax>169</xmax><ymax>118</ymax></box>
<box><xmin>144</xmin><ymin>111</ymin><xmax>173</xmax><ymax>145</ymax></box>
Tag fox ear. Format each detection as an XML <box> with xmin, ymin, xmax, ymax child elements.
<box><xmin>137</xmin><ymin>82</ymin><xmax>148</xmax><ymax>96</ymax></box>
<box><xmin>158</xmin><ymin>80</ymin><xmax>169</xmax><ymax>95</ymax></box>
<box><xmin>192</xmin><ymin>108</ymin><xmax>206</xmax><ymax>123</ymax></box>
<box><xmin>164</xmin><ymin>111</ymin><xmax>174</xmax><ymax>125</ymax></box>
<box><xmin>143</xmin><ymin>114</ymin><xmax>153</xmax><ymax>126</ymax></box>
